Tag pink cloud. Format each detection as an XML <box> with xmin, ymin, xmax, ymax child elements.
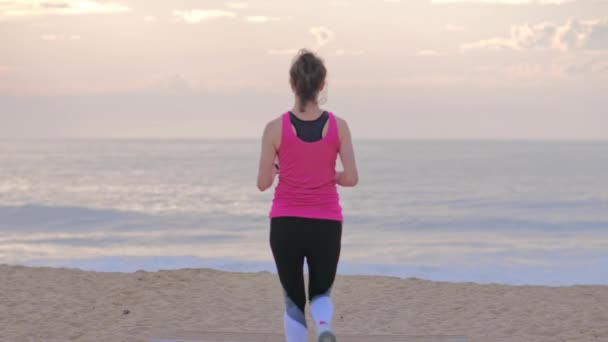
<box><xmin>461</xmin><ymin>17</ymin><xmax>608</xmax><ymax>52</ymax></box>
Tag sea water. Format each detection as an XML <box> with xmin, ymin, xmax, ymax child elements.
<box><xmin>1</xmin><ymin>139</ymin><xmax>606</xmax><ymax>285</ymax></box>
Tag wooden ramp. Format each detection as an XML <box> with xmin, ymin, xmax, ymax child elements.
<box><xmin>149</xmin><ymin>330</ymin><xmax>468</xmax><ymax>342</ymax></box>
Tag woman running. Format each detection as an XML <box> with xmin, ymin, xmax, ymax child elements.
<box><xmin>257</xmin><ymin>49</ymin><xmax>359</xmax><ymax>342</ymax></box>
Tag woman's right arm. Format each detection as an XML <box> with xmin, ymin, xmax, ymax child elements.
<box><xmin>336</xmin><ymin>117</ymin><xmax>358</xmax><ymax>187</ymax></box>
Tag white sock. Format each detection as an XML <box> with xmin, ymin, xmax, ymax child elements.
<box><xmin>284</xmin><ymin>310</ymin><xmax>308</xmax><ymax>342</ymax></box>
<box><xmin>310</xmin><ymin>295</ymin><xmax>333</xmax><ymax>336</ymax></box>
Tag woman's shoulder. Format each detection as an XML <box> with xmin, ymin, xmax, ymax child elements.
<box><xmin>331</xmin><ymin>113</ymin><xmax>346</xmax><ymax>124</ymax></box>
<box><xmin>262</xmin><ymin>115</ymin><xmax>284</xmax><ymax>147</ymax></box>
<box><xmin>332</xmin><ymin>113</ymin><xmax>350</xmax><ymax>142</ymax></box>
<box><xmin>330</xmin><ymin>113</ymin><xmax>350</xmax><ymax>135</ymax></box>
<box><xmin>264</xmin><ymin>114</ymin><xmax>283</xmax><ymax>132</ymax></box>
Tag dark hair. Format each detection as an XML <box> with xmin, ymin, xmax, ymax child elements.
<box><xmin>290</xmin><ymin>49</ymin><xmax>327</xmax><ymax>112</ymax></box>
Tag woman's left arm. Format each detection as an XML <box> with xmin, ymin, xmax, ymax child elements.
<box><xmin>257</xmin><ymin>119</ymin><xmax>279</xmax><ymax>191</ymax></box>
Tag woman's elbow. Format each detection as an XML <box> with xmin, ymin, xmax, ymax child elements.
<box><xmin>348</xmin><ymin>174</ymin><xmax>359</xmax><ymax>187</ymax></box>
<box><xmin>257</xmin><ymin>178</ymin><xmax>272</xmax><ymax>191</ymax></box>
<box><xmin>342</xmin><ymin>173</ymin><xmax>359</xmax><ymax>187</ymax></box>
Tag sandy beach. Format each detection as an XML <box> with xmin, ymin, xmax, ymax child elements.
<box><xmin>1</xmin><ymin>264</ymin><xmax>607</xmax><ymax>342</ymax></box>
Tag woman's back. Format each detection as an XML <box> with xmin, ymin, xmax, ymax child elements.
<box><xmin>270</xmin><ymin>111</ymin><xmax>342</xmax><ymax>221</ymax></box>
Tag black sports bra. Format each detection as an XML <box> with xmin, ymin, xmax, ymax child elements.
<box><xmin>289</xmin><ymin>111</ymin><xmax>329</xmax><ymax>142</ymax></box>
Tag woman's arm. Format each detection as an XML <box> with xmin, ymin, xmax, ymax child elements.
<box><xmin>336</xmin><ymin>117</ymin><xmax>359</xmax><ymax>187</ymax></box>
<box><xmin>257</xmin><ymin>119</ymin><xmax>279</xmax><ymax>191</ymax></box>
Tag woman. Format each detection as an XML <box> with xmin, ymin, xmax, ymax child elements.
<box><xmin>257</xmin><ymin>49</ymin><xmax>359</xmax><ymax>342</ymax></box>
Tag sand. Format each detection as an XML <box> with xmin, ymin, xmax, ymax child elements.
<box><xmin>1</xmin><ymin>264</ymin><xmax>607</xmax><ymax>342</ymax></box>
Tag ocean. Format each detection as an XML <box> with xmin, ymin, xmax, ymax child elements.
<box><xmin>1</xmin><ymin>139</ymin><xmax>606</xmax><ymax>286</ymax></box>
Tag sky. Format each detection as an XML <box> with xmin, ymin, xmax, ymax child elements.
<box><xmin>1</xmin><ymin>0</ymin><xmax>607</xmax><ymax>140</ymax></box>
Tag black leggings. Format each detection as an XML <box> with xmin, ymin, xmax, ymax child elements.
<box><xmin>270</xmin><ymin>216</ymin><xmax>342</xmax><ymax>327</ymax></box>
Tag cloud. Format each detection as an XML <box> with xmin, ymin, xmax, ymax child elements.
<box><xmin>267</xmin><ymin>48</ymin><xmax>299</xmax><ymax>56</ymax></box>
<box><xmin>432</xmin><ymin>0</ymin><xmax>575</xmax><ymax>4</ymax></box>
<box><xmin>469</xmin><ymin>54</ymin><xmax>608</xmax><ymax>82</ymax></box>
<box><xmin>156</xmin><ymin>74</ymin><xmax>198</xmax><ymax>94</ymax></box>
<box><xmin>310</xmin><ymin>26</ymin><xmax>334</xmax><ymax>48</ymax></box>
<box><xmin>0</xmin><ymin>1</ymin><xmax>130</xmax><ymax>20</ymax></box>
<box><xmin>40</xmin><ymin>34</ymin><xmax>81</xmax><ymax>41</ymax></box>
<box><xmin>40</xmin><ymin>2</ymin><xmax>70</xmax><ymax>9</ymax></box>
<box><xmin>572</xmin><ymin>19</ymin><xmax>608</xmax><ymax>50</ymax></box>
<box><xmin>270</xmin><ymin>46</ymin><xmax>360</xmax><ymax>57</ymax></box>
<box><xmin>328</xmin><ymin>0</ymin><xmax>351</xmax><ymax>7</ymax></box>
<box><xmin>0</xmin><ymin>65</ymin><xmax>15</xmax><ymax>76</ymax></box>
<box><xmin>173</xmin><ymin>9</ymin><xmax>236</xmax><ymax>24</ymax></box>
<box><xmin>445</xmin><ymin>24</ymin><xmax>465</xmax><ymax>32</ymax></box>
<box><xmin>416</xmin><ymin>49</ymin><xmax>441</xmax><ymax>56</ymax></box>
<box><xmin>556</xmin><ymin>53</ymin><xmax>608</xmax><ymax>76</ymax></box>
<box><xmin>334</xmin><ymin>49</ymin><xmax>364</xmax><ymax>56</ymax></box>
<box><xmin>502</xmin><ymin>64</ymin><xmax>547</xmax><ymax>80</ymax></box>
<box><xmin>246</xmin><ymin>16</ymin><xmax>279</xmax><ymax>23</ymax></box>
<box><xmin>461</xmin><ymin>18</ymin><xmax>608</xmax><ymax>52</ymax></box>
<box><xmin>225</xmin><ymin>2</ymin><xmax>248</xmax><ymax>10</ymax></box>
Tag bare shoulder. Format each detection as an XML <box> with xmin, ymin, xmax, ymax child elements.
<box><xmin>332</xmin><ymin>114</ymin><xmax>351</xmax><ymax>141</ymax></box>
<box><xmin>267</xmin><ymin>116</ymin><xmax>283</xmax><ymax>129</ymax></box>
<box><xmin>262</xmin><ymin>115</ymin><xmax>283</xmax><ymax>148</ymax></box>
<box><xmin>333</xmin><ymin>114</ymin><xmax>350</xmax><ymax>128</ymax></box>
<box><xmin>263</xmin><ymin>115</ymin><xmax>282</xmax><ymax>135</ymax></box>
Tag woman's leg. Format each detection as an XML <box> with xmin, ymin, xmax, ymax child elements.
<box><xmin>270</xmin><ymin>217</ymin><xmax>308</xmax><ymax>342</ymax></box>
<box><xmin>305</xmin><ymin>218</ymin><xmax>342</xmax><ymax>338</ymax></box>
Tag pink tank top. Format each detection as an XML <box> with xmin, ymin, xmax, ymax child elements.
<box><xmin>269</xmin><ymin>111</ymin><xmax>343</xmax><ymax>221</ymax></box>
